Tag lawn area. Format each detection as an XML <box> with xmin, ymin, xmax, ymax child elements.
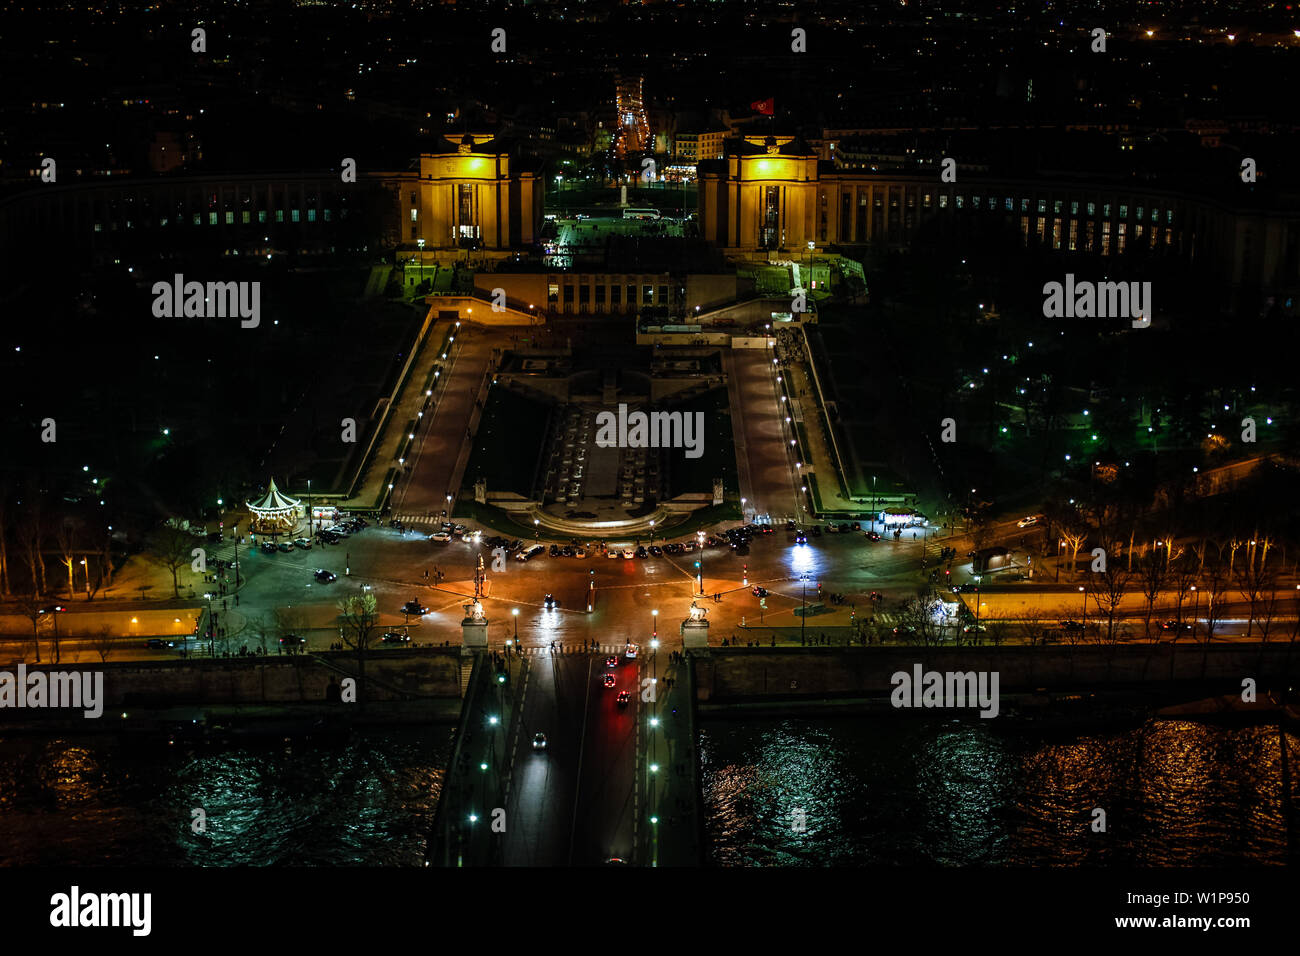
<box><xmin>463</xmin><ymin>387</ymin><xmax>550</xmax><ymax>496</ymax></box>
<box><xmin>667</xmin><ymin>388</ymin><xmax>737</xmax><ymax>497</ymax></box>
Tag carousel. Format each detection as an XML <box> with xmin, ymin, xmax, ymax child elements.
<box><xmin>246</xmin><ymin>478</ymin><xmax>302</xmax><ymax>535</ymax></box>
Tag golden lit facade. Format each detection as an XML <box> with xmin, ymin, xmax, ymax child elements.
<box><xmin>385</xmin><ymin>133</ymin><xmax>543</xmax><ymax>254</ymax></box>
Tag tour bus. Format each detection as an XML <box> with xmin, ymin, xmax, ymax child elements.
<box><xmin>622</xmin><ymin>208</ymin><xmax>661</xmax><ymax>220</ymax></box>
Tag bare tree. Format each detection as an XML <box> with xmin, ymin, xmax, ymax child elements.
<box><xmin>1060</xmin><ymin>526</ymin><xmax>1088</xmax><ymax>580</ymax></box>
<box><xmin>1087</xmin><ymin>556</ymin><xmax>1131</xmax><ymax>644</ymax></box>
<box><xmin>1168</xmin><ymin>549</ymin><xmax>1198</xmax><ymax>628</ymax></box>
<box><xmin>1137</xmin><ymin>547</ymin><xmax>1167</xmax><ymax>640</ymax></box>
<box><xmin>1009</xmin><ymin>608</ymin><xmax>1049</xmax><ymax>647</ymax></box>
<box><xmin>148</xmin><ymin>522</ymin><xmax>200</xmax><ymax>599</ymax></box>
<box><xmin>1201</xmin><ymin>558</ymin><xmax>1231</xmax><ymax>643</ymax></box>
<box><xmin>0</xmin><ymin>487</ymin><xmax>11</xmax><ymax>597</ymax></box>
<box><xmin>15</xmin><ymin>593</ymin><xmax>44</xmax><ymax>663</ymax></box>
<box><xmin>1236</xmin><ymin>542</ymin><xmax>1272</xmax><ymax>638</ymax></box>
<box><xmin>19</xmin><ymin>509</ymin><xmax>46</xmax><ymax>597</ymax></box>
<box><xmin>337</xmin><ymin>593</ymin><xmax>380</xmax><ymax>706</ymax></box>
<box><xmin>89</xmin><ymin>625</ymin><xmax>116</xmax><ymax>664</ymax></box>
<box><xmin>55</xmin><ymin>516</ymin><xmax>82</xmax><ymax>599</ymax></box>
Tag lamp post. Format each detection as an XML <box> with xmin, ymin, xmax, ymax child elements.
<box><xmin>872</xmin><ymin>475</ymin><xmax>877</xmax><ymax>531</ymax></box>
<box><xmin>696</xmin><ymin>530</ymin><xmax>705</xmax><ymax>596</ymax></box>
<box><xmin>204</xmin><ymin>592</ymin><xmax>214</xmax><ymax>657</ymax></box>
<box><xmin>80</xmin><ymin>559</ymin><xmax>89</xmax><ymax>598</ymax></box>
<box><xmin>534</xmin><ymin>518</ymin><xmax>540</xmax><ymax>542</ymax></box>
<box><xmin>39</xmin><ymin>605</ymin><xmax>63</xmax><ymax>663</ymax></box>
<box><xmin>417</xmin><ymin>237</ymin><xmax>425</xmax><ymax>288</ymax></box>
<box><xmin>512</xmin><ymin>607</ymin><xmax>519</xmax><ymax>644</ymax></box>
<box><xmin>652</xmin><ymin>608</ymin><xmax>658</xmax><ymax>638</ymax></box>
<box><xmin>1189</xmin><ymin>586</ymin><xmax>1198</xmax><ymax>641</ymax></box>
<box><xmin>1079</xmin><ymin>584</ymin><xmax>1087</xmax><ymax>633</ymax></box>
<box><xmin>307</xmin><ymin>479</ymin><xmax>312</xmax><ymax>536</ymax></box>
<box><xmin>649</xmin><ymin>519</ymin><xmax>655</xmax><ymax>548</ymax></box>
<box><xmin>800</xmin><ymin>574</ymin><xmax>808</xmax><ymax>644</ymax></box>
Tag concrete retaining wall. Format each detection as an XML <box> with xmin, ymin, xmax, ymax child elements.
<box><xmin>694</xmin><ymin>643</ymin><xmax>1300</xmax><ymax>701</ymax></box>
<box><xmin>0</xmin><ymin>648</ymin><xmax>463</xmax><ymax>711</ymax></box>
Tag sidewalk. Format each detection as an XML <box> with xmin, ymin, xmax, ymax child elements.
<box><xmin>643</xmin><ymin>647</ymin><xmax>702</xmax><ymax>866</ymax></box>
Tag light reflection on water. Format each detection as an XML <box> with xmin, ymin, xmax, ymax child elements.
<box><xmin>0</xmin><ymin>729</ymin><xmax>451</xmax><ymax>866</ymax></box>
<box><xmin>701</xmin><ymin>718</ymin><xmax>1296</xmax><ymax>866</ymax></box>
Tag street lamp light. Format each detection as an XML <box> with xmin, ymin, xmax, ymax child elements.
<box><xmin>652</xmin><ymin>608</ymin><xmax>658</xmax><ymax>638</ymax></box>
<box><xmin>534</xmin><ymin>518</ymin><xmax>540</xmax><ymax>541</ymax></box>
<box><xmin>512</xmin><ymin>608</ymin><xmax>519</xmax><ymax>642</ymax></box>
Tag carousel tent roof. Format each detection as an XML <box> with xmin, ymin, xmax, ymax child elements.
<box><xmin>247</xmin><ymin>478</ymin><xmax>301</xmax><ymax>513</ymax></box>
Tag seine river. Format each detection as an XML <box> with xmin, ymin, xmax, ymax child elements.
<box><xmin>0</xmin><ymin>718</ymin><xmax>1292</xmax><ymax>866</ymax></box>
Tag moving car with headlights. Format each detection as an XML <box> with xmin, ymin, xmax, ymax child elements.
<box><xmin>794</xmin><ymin>529</ymin><xmax>808</xmax><ymax>545</ymax></box>
<box><xmin>314</xmin><ymin>569</ymin><xmax>337</xmax><ymax>583</ymax></box>
<box><xmin>603</xmin><ymin>673</ymin><xmax>616</xmax><ymax>688</ymax></box>
<box><xmin>401</xmin><ymin>599</ymin><xmax>429</xmax><ymax>616</ymax></box>
<box><xmin>617</xmin><ymin>691</ymin><xmax>630</xmax><ymax>707</ymax></box>
<box><xmin>1017</xmin><ymin>514</ymin><xmax>1044</xmax><ymax>528</ymax></box>
<box><xmin>145</xmin><ymin>638</ymin><xmax>175</xmax><ymax>649</ymax></box>
<box><xmin>279</xmin><ymin>634</ymin><xmax>306</xmax><ymax>647</ymax></box>
<box><xmin>380</xmin><ymin>631</ymin><xmax>411</xmax><ymax>644</ymax></box>
<box><xmin>532</xmin><ymin>733</ymin><xmax>547</xmax><ymax>751</ymax></box>
<box><xmin>624</xmin><ymin>643</ymin><xmax>639</xmax><ymax>659</ymax></box>
<box><xmin>605</xmin><ymin>656</ymin><xmax>619</xmax><ymax>668</ymax></box>
<box><xmin>430</xmin><ymin>531</ymin><xmax>452</xmax><ymax>543</ymax></box>
<box><xmin>543</xmin><ymin>593</ymin><xmax>560</xmax><ymax>610</ymax></box>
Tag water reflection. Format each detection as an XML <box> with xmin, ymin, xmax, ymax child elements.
<box><xmin>702</xmin><ymin>717</ymin><xmax>1295</xmax><ymax>866</ymax></box>
<box><xmin>0</xmin><ymin>729</ymin><xmax>451</xmax><ymax>866</ymax></box>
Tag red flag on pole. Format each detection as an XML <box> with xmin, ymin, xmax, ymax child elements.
<box><xmin>750</xmin><ymin>97</ymin><xmax>775</xmax><ymax>116</ymax></box>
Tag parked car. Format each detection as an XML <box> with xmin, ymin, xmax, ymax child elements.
<box><xmin>294</xmin><ymin>538</ymin><xmax>313</xmax><ymax>550</ymax></box>
<box><xmin>260</xmin><ymin>541</ymin><xmax>278</xmax><ymax>554</ymax></box>
<box><xmin>430</xmin><ymin>531</ymin><xmax>452</xmax><ymax>543</ymax></box>
<box><xmin>277</xmin><ymin>541</ymin><xmax>294</xmax><ymax>553</ymax></box>
<box><xmin>1017</xmin><ymin>514</ymin><xmax>1043</xmax><ymax>528</ymax></box>
<box><xmin>649</xmin><ymin>546</ymin><xmax>662</xmax><ymax>557</ymax></box>
<box><xmin>516</xmin><ymin>545</ymin><xmax>545</xmax><ymax>562</ymax></box>
<box><xmin>314</xmin><ymin>569</ymin><xmax>337</xmax><ymax>583</ymax></box>
<box><xmin>635</xmin><ymin>546</ymin><xmax>648</xmax><ymax>559</ymax></box>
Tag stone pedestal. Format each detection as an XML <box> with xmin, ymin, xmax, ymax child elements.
<box><xmin>462</xmin><ymin>616</ymin><xmax>489</xmax><ymax>650</ymax></box>
<box><xmin>680</xmin><ymin>618</ymin><xmax>710</xmax><ymax>650</ymax></box>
